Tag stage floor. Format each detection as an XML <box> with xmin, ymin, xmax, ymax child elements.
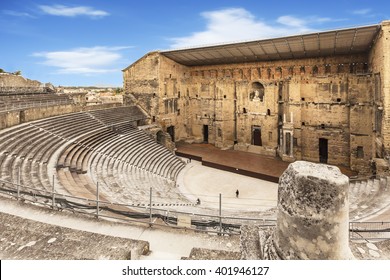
<box><xmin>176</xmin><ymin>142</ymin><xmax>357</xmax><ymax>182</ymax></box>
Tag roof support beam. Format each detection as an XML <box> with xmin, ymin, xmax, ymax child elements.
<box><xmin>350</xmin><ymin>28</ymin><xmax>358</xmax><ymax>52</ymax></box>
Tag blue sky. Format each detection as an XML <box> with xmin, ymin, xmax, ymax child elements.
<box><xmin>0</xmin><ymin>1</ymin><xmax>389</xmax><ymax>87</ymax></box>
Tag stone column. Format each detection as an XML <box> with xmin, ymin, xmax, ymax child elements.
<box><xmin>273</xmin><ymin>161</ymin><xmax>353</xmax><ymax>259</ymax></box>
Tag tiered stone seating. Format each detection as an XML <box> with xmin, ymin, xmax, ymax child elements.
<box><xmin>87</xmin><ymin>106</ymin><xmax>145</xmax><ymax>125</ymax></box>
<box><xmin>0</xmin><ymin>112</ymin><xmax>107</xmax><ymax>195</ymax></box>
<box><xmin>349</xmin><ymin>177</ymin><xmax>390</xmax><ymax>221</ymax></box>
<box><xmin>0</xmin><ymin>107</ymin><xmax>148</xmax><ymax>197</ymax></box>
<box><xmin>0</xmin><ymin>103</ymin><xmax>208</xmax><ymax>217</ymax></box>
<box><xmin>0</xmin><ymin>93</ymin><xmax>73</xmax><ymax>112</ymax></box>
<box><xmin>79</xmin><ymin>124</ymin><xmax>189</xmax><ymax>207</ymax></box>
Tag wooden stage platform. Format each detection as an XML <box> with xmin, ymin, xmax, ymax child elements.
<box><xmin>175</xmin><ymin>142</ymin><xmax>356</xmax><ymax>183</ymax></box>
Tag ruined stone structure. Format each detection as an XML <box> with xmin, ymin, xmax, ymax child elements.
<box><xmin>123</xmin><ymin>21</ymin><xmax>390</xmax><ymax>175</ymax></box>
<box><xmin>0</xmin><ymin>73</ymin><xmax>55</xmax><ymax>94</ymax></box>
<box><xmin>268</xmin><ymin>161</ymin><xmax>353</xmax><ymax>259</ymax></box>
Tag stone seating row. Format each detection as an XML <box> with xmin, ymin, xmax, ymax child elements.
<box><xmin>87</xmin><ymin>106</ymin><xmax>145</xmax><ymax>126</ymax></box>
<box><xmin>349</xmin><ymin>177</ymin><xmax>390</xmax><ymax>221</ymax></box>
<box><xmin>0</xmin><ymin>107</ymin><xmax>146</xmax><ymax>197</ymax></box>
<box><xmin>54</xmin><ymin>122</ymin><xmax>189</xmax><ymax>207</ymax></box>
<box><xmin>87</xmin><ymin>127</ymin><xmax>185</xmax><ymax>179</ymax></box>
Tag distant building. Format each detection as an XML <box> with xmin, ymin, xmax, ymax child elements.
<box><xmin>123</xmin><ymin>20</ymin><xmax>390</xmax><ymax>176</ymax></box>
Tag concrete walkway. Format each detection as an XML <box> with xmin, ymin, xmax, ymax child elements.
<box><xmin>0</xmin><ymin>195</ymin><xmax>240</xmax><ymax>260</ymax></box>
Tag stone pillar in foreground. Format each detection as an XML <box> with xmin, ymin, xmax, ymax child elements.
<box><xmin>273</xmin><ymin>161</ymin><xmax>353</xmax><ymax>259</ymax></box>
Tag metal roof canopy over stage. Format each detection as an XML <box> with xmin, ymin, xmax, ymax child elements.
<box><xmin>161</xmin><ymin>24</ymin><xmax>380</xmax><ymax>66</ymax></box>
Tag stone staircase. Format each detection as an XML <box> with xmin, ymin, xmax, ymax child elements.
<box><xmin>349</xmin><ymin>176</ymin><xmax>390</xmax><ymax>221</ymax></box>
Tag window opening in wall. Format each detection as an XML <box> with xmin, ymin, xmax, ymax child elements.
<box><xmin>301</xmin><ymin>97</ymin><xmax>305</xmax><ymax>101</ymax></box>
<box><xmin>278</xmin><ymin>81</ymin><xmax>283</xmax><ymax>101</ymax></box>
<box><xmin>19</xmin><ymin>110</ymin><xmax>26</xmax><ymax>123</ymax></box>
<box><xmin>337</xmin><ymin>64</ymin><xmax>344</xmax><ymax>73</ymax></box>
<box><xmin>375</xmin><ymin>109</ymin><xmax>383</xmax><ymax>133</ymax></box>
<box><xmin>167</xmin><ymin>126</ymin><xmax>175</xmax><ymax>142</ymax></box>
<box><xmin>178</xmin><ymin>91</ymin><xmax>180</xmax><ymax>98</ymax></box>
<box><xmin>349</xmin><ymin>63</ymin><xmax>356</xmax><ymax>74</ymax></box>
<box><xmin>374</xmin><ymin>73</ymin><xmax>381</xmax><ymax>102</ymax></box>
<box><xmin>267</xmin><ymin>68</ymin><xmax>272</xmax><ymax>79</ymax></box>
<box><xmin>320</xmin><ymin>124</ymin><xmax>325</xmax><ymax>129</ymax></box>
<box><xmin>267</xmin><ymin>109</ymin><xmax>271</xmax><ymax>116</ymax></box>
<box><xmin>357</xmin><ymin>146</ymin><xmax>364</xmax><ymax>158</ymax></box>
<box><xmin>312</xmin><ymin>65</ymin><xmax>319</xmax><ymax>75</ymax></box>
<box><xmin>203</xmin><ymin>125</ymin><xmax>209</xmax><ymax>143</ymax></box>
<box><xmin>156</xmin><ymin>130</ymin><xmax>164</xmax><ymax>145</ymax></box>
<box><xmin>363</xmin><ymin>63</ymin><xmax>368</xmax><ymax>73</ymax></box>
<box><xmin>285</xmin><ymin>132</ymin><xmax>291</xmax><ymax>155</ymax></box>
<box><xmin>218</xmin><ymin>128</ymin><xmax>222</xmax><ymax>138</ymax></box>
<box><xmin>152</xmin><ymin>116</ymin><xmax>156</xmax><ymax>122</ymax></box>
<box><xmin>325</xmin><ymin>64</ymin><xmax>331</xmax><ymax>74</ymax></box>
<box><xmin>293</xmin><ymin>137</ymin><xmax>298</xmax><ymax>147</ymax></box>
<box><xmin>302</xmin><ymin>122</ymin><xmax>305</xmax><ymax>126</ymax></box>
<box><xmin>164</xmin><ymin>100</ymin><xmax>169</xmax><ymax>114</ymax></box>
<box><xmin>252</xmin><ymin>126</ymin><xmax>262</xmax><ymax>146</ymax></box>
<box><xmin>268</xmin><ymin>131</ymin><xmax>272</xmax><ymax>141</ymax></box>
<box><xmin>336</xmin><ymin>98</ymin><xmax>341</xmax><ymax>102</ymax></box>
<box><xmin>243</xmin><ymin>108</ymin><xmax>247</xmax><ymax>114</ymax></box>
<box><xmin>224</xmin><ymin>95</ymin><xmax>227</xmax><ymax>99</ymax></box>
<box><xmin>319</xmin><ymin>138</ymin><xmax>328</xmax><ymax>163</ymax></box>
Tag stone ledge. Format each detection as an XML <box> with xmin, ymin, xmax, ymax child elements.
<box><xmin>0</xmin><ymin>210</ymin><xmax>149</xmax><ymax>260</ymax></box>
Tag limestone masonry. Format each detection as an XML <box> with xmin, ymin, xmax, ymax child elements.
<box><xmin>123</xmin><ymin>20</ymin><xmax>390</xmax><ymax>176</ymax></box>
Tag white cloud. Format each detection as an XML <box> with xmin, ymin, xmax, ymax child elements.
<box><xmin>38</xmin><ymin>5</ymin><xmax>109</xmax><ymax>18</ymax></box>
<box><xmin>352</xmin><ymin>9</ymin><xmax>372</xmax><ymax>15</ymax></box>
<box><xmin>3</xmin><ymin>10</ymin><xmax>35</xmax><ymax>18</ymax></box>
<box><xmin>170</xmin><ymin>8</ymin><xmax>340</xmax><ymax>49</ymax></box>
<box><xmin>33</xmin><ymin>46</ymin><xmax>131</xmax><ymax>75</ymax></box>
<box><xmin>276</xmin><ymin>15</ymin><xmax>307</xmax><ymax>28</ymax></box>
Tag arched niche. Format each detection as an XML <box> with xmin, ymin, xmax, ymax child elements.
<box><xmin>249</xmin><ymin>82</ymin><xmax>265</xmax><ymax>102</ymax></box>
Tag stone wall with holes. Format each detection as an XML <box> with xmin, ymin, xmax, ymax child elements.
<box><xmin>123</xmin><ymin>26</ymin><xmax>390</xmax><ymax>174</ymax></box>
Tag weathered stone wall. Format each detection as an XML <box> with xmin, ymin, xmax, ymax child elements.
<box><xmin>123</xmin><ymin>52</ymin><xmax>161</xmax><ymax>117</ymax></box>
<box><xmin>0</xmin><ymin>74</ymin><xmax>48</xmax><ymax>94</ymax></box>
<box><xmin>123</xmin><ymin>22</ymin><xmax>390</xmax><ymax>174</ymax></box>
<box><xmin>369</xmin><ymin>21</ymin><xmax>390</xmax><ymax>158</ymax></box>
